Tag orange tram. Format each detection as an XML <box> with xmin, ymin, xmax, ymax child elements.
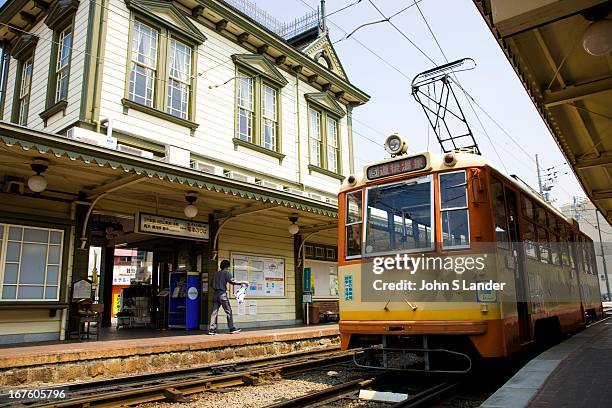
<box><xmin>337</xmin><ymin>138</ymin><xmax>603</xmax><ymax>371</ymax></box>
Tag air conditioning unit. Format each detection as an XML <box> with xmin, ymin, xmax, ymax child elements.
<box><xmin>223</xmin><ymin>170</ymin><xmax>255</xmax><ymax>184</ymax></box>
<box><xmin>326</xmin><ymin>197</ymin><xmax>338</xmax><ymax>205</ymax></box>
<box><xmin>283</xmin><ymin>187</ymin><xmax>307</xmax><ymax>197</ymax></box>
<box><xmin>66</xmin><ymin>127</ymin><xmax>117</xmax><ymax>149</ymax></box>
<box><xmin>190</xmin><ymin>160</ymin><xmax>220</xmax><ymax>175</ymax></box>
<box><xmin>255</xmin><ymin>180</ymin><xmax>282</xmax><ymax>190</ymax></box>
<box><xmin>308</xmin><ymin>192</ymin><xmax>323</xmax><ymax>201</ymax></box>
<box><xmin>116</xmin><ymin>144</ymin><xmax>154</xmax><ymax>159</ymax></box>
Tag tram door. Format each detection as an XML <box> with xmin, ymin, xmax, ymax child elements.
<box><xmin>504</xmin><ymin>188</ymin><xmax>530</xmax><ymax>341</ymax></box>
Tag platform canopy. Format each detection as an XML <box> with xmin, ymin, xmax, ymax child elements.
<box><xmin>474</xmin><ymin>0</ymin><xmax>612</xmax><ymax>225</ymax></box>
<box><xmin>0</xmin><ymin>122</ymin><xmax>338</xmax><ymax>245</ymax></box>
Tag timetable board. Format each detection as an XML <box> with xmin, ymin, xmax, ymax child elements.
<box><xmin>231</xmin><ymin>253</ymin><xmax>285</xmax><ymax>297</ymax></box>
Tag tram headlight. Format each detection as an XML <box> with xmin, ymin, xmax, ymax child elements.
<box><xmin>384</xmin><ymin>133</ymin><xmax>407</xmax><ymax>156</ymax></box>
<box><xmin>443</xmin><ymin>152</ymin><xmax>457</xmax><ymax>167</ymax></box>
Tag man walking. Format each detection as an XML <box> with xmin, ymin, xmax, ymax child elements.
<box><xmin>208</xmin><ymin>260</ymin><xmax>248</xmax><ymax>335</ymax></box>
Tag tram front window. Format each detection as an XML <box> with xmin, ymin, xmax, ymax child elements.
<box><xmin>364</xmin><ymin>175</ymin><xmax>433</xmax><ymax>255</ymax></box>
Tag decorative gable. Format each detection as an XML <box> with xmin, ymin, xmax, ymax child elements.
<box><xmin>11</xmin><ymin>34</ymin><xmax>39</xmax><ymax>60</ymax></box>
<box><xmin>302</xmin><ymin>35</ymin><xmax>348</xmax><ymax>80</ymax></box>
<box><xmin>124</xmin><ymin>0</ymin><xmax>206</xmax><ymax>44</ymax></box>
<box><xmin>44</xmin><ymin>0</ymin><xmax>80</xmax><ymax>30</ymax></box>
<box><xmin>305</xmin><ymin>92</ymin><xmax>345</xmax><ymax>118</ymax></box>
<box><xmin>232</xmin><ymin>54</ymin><xmax>289</xmax><ymax>87</ymax></box>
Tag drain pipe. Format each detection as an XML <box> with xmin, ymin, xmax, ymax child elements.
<box><xmin>295</xmin><ymin>71</ymin><xmax>302</xmax><ymax>186</ymax></box>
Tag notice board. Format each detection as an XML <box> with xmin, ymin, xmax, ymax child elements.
<box><xmin>231</xmin><ymin>253</ymin><xmax>285</xmax><ymax>297</ymax></box>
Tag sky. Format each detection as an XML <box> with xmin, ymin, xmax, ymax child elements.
<box><xmin>256</xmin><ymin>0</ymin><xmax>585</xmax><ymax>206</ymax></box>
<box><xmin>0</xmin><ymin>0</ymin><xmax>585</xmax><ymax>205</ymax></box>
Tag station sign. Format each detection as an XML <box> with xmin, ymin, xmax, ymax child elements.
<box><xmin>136</xmin><ymin>212</ymin><xmax>209</xmax><ymax>240</ymax></box>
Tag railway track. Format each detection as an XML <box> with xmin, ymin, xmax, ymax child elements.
<box><xmin>265</xmin><ymin>372</ymin><xmax>463</xmax><ymax>408</ymax></box>
<box><xmin>0</xmin><ymin>346</ymin><xmax>354</xmax><ymax>408</ymax></box>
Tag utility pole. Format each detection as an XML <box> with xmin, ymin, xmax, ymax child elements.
<box><xmin>319</xmin><ymin>0</ymin><xmax>327</xmax><ymax>34</ymax></box>
<box><xmin>595</xmin><ymin>210</ymin><xmax>611</xmax><ymax>301</ymax></box>
<box><xmin>535</xmin><ymin>154</ymin><xmax>544</xmax><ymax>196</ymax></box>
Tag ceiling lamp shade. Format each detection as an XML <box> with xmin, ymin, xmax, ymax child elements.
<box><xmin>288</xmin><ymin>213</ymin><xmax>299</xmax><ymax>235</ymax></box>
<box><xmin>27</xmin><ymin>158</ymin><xmax>49</xmax><ymax>193</ymax></box>
<box><xmin>184</xmin><ymin>192</ymin><xmax>198</xmax><ymax>218</ymax></box>
<box><xmin>27</xmin><ymin>174</ymin><xmax>47</xmax><ymax>193</ymax></box>
<box><xmin>583</xmin><ymin>19</ymin><xmax>612</xmax><ymax>56</ymax></box>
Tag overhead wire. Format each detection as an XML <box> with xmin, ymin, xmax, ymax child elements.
<box><xmin>404</xmin><ymin>0</ymin><xmax>508</xmax><ymax>171</ymax></box>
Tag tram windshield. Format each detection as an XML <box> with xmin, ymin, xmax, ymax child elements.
<box><xmin>364</xmin><ymin>175</ymin><xmax>434</xmax><ymax>256</ymax></box>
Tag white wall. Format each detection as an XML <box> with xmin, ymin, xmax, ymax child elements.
<box><xmin>98</xmin><ymin>0</ymin><xmax>348</xmax><ymax>196</ymax></box>
<box><xmin>3</xmin><ymin>1</ymin><xmax>89</xmax><ymax>133</ymax></box>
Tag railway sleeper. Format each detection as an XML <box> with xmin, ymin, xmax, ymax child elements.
<box><xmin>162</xmin><ymin>388</ymin><xmax>193</xmax><ymax>403</ymax></box>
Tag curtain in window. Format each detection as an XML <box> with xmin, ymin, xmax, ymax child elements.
<box><xmin>129</xmin><ymin>21</ymin><xmax>158</xmax><ymax>107</ymax></box>
<box><xmin>326</xmin><ymin>117</ymin><xmax>338</xmax><ymax>173</ymax></box>
<box><xmin>167</xmin><ymin>39</ymin><xmax>191</xmax><ymax>119</ymax></box>
<box><xmin>261</xmin><ymin>84</ymin><xmax>277</xmax><ymax>150</ymax></box>
<box><xmin>309</xmin><ymin>109</ymin><xmax>321</xmax><ymax>166</ymax></box>
<box><xmin>237</xmin><ymin>75</ymin><xmax>254</xmax><ymax>142</ymax></box>
<box><xmin>55</xmin><ymin>27</ymin><xmax>72</xmax><ymax>102</ymax></box>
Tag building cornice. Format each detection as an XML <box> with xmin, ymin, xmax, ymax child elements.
<box><xmin>196</xmin><ymin>0</ymin><xmax>370</xmax><ymax>105</ymax></box>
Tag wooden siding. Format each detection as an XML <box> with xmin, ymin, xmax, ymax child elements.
<box><xmin>97</xmin><ymin>0</ymin><xmax>347</xmax><ymax>196</ymax></box>
<box><xmin>216</xmin><ymin>219</ymin><xmax>297</xmax><ymax>325</ymax></box>
<box><xmin>2</xmin><ymin>1</ymin><xmax>90</xmax><ymax>132</ymax></box>
<box><xmin>0</xmin><ymin>309</ymin><xmax>61</xmax><ymax>336</ymax></box>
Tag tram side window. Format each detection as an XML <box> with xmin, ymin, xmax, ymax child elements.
<box><xmin>559</xmin><ymin>226</ymin><xmax>570</xmax><ymax>267</ymax></box>
<box><xmin>440</xmin><ymin>171</ymin><xmax>469</xmax><ymax>249</ymax></box>
<box><xmin>521</xmin><ymin>196</ymin><xmax>534</xmax><ymax>219</ymax></box>
<box><xmin>538</xmin><ymin>226</ymin><xmax>550</xmax><ymax>264</ymax></box>
<box><xmin>491</xmin><ymin>178</ymin><xmax>509</xmax><ymax>248</ymax></box>
<box><xmin>345</xmin><ymin>191</ymin><xmax>363</xmax><ymax>258</ymax></box>
<box><xmin>534</xmin><ymin>205</ymin><xmax>546</xmax><ymax>225</ymax></box>
<box><xmin>550</xmin><ymin>233</ymin><xmax>561</xmax><ymax>265</ymax></box>
<box><xmin>581</xmin><ymin>238</ymin><xmax>592</xmax><ymax>274</ymax></box>
<box><xmin>523</xmin><ymin>220</ymin><xmax>537</xmax><ymax>258</ymax></box>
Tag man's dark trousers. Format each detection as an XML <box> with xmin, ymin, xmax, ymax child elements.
<box><xmin>209</xmin><ymin>290</ymin><xmax>235</xmax><ymax>331</ymax></box>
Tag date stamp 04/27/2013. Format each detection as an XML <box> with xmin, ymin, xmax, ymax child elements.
<box><xmin>0</xmin><ymin>388</ymin><xmax>68</xmax><ymax>402</ymax></box>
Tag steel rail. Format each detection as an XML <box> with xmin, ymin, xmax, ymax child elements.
<box><xmin>391</xmin><ymin>381</ymin><xmax>463</xmax><ymax>408</ymax></box>
<box><xmin>265</xmin><ymin>375</ymin><xmax>386</xmax><ymax>408</ymax></box>
<box><xmin>1</xmin><ymin>347</ymin><xmax>354</xmax><ymax>408</ymax></box>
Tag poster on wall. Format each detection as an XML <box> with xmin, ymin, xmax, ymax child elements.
<box><xmin>231</xmin><ymin>253</ymin><xmax>285</xmax><ymax>297</ymax></box>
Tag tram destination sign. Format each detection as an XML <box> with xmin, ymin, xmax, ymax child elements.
<box><xmin>366</xmin><ymin>154</ymin><xmax>427</xmax><ymax>180</ymax></box>
<box><xmin>136</xmin><ymin>212</ymin><xmax>209</xmax><ymax>240</ymax></box>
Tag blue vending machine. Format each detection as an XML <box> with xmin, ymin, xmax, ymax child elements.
<box><xmin>168</xmin><ymin>271</ymin><xmax>200</xmax><ymax>329</ymax></box>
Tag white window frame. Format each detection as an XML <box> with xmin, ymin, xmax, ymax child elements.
<box><xmin>129</xmin><ymin>20</ymin><xmax>158</xmax><ymax>107</ymax></box>
<box><xmin>439</xmin><ymin>170</ymin><xmax>471</xmax><ymax>250</ymax></box>
<box><xmin>345</xmin><ymin>190</ymin><xmax>363</xmax><ymax>260</ymax></box>
<box><xmin>309</xmin><ymin>108</ymin><xmax>322</xmax><ymax>167</ymax></box>
<box><xmin>261</xmin><ymin>83</ymin><xmax>278</xmax><ymax>151</ymax></box>
<box><xmin>55</xmin><ymin>26</ymin><xmax>72</xmax><ymax>103</ymax></box>
<box><xmin>326</xmin><ymin>116</ymin><xmax>339</xmax><ymax>173</ymax></box>
<box><xmin>236</xmin><ymin>73</ymin><xmax>254</xmax><ymax>142</ymax></box>
<box><xmin>0</xmin><ymin>224</ymin><xmax>64</xmax><ymax>302</ymax></box>
<box><xmin>18</xmin><ymin>57</ymin><xmax>33</xmax><ymax>126</ymax></box>
<box><xmin>166</xmin><ymin>38</ymin><xmax>191</xmax><ymax>119</ymax></box>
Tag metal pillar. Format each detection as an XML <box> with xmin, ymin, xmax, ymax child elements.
<box><xmin>596</xmin><ymin>210</ymin><xmax>611</xmax><ymax>300</ymax></box>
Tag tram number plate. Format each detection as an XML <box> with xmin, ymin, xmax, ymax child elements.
<box><xmin>366</xmin><ymin>155</ymin><xmax>427</xmax><ymax>179</ymax></box>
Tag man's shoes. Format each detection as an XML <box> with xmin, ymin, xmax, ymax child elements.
<box><xmin>208</xmin><ymin>330</ymin><xmax>217</xmax><ymax>335</ymax></box>
<box><xmin>229</xmin><ymin>328</ymin><xmax>241</xmax><ymax>334</ymax></box>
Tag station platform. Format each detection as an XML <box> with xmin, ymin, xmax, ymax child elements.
<box><xmin>0</xmin><ymin>324</ymin><xmax>339</xmax><ymax>387</ymax></box>
<box><xmin>481</xmin><ymin>316</ymin><xmax>612</xmax><ymax>408</ymax></box>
